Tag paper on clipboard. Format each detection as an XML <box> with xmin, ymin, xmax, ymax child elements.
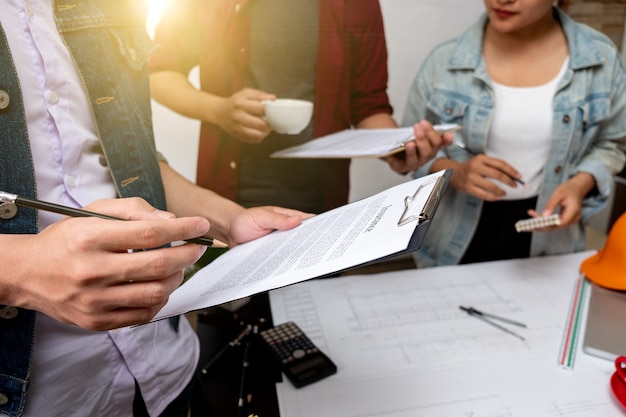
<box><xmin>152</xmin><ymin>170</ymin><xmax>451</xmax><ymax>321</ymax></box>
<box><xmin>270</xmin><ymin>125</ymin><xmax>460</xmax><ymax>159</ymax></box>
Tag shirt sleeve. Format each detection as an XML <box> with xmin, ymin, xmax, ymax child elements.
<box><xmin>148</xmin><ymin>0</ymin><xmax>204</xmax><ymax>76</ymax></box>
<box><xmin>347</xmin><ymin>0</ymin><xmax>393</xmax><ymax>124</ymax></box>
<box><xmin>576</xmin><ymin>49</ymin><xmax>626</xmax><ymax>220</ymax></box>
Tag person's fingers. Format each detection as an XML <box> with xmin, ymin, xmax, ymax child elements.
<box><xmin>59</xmin><ymin>216</ymin><xmax>210</xmax><ymax>255</ymax></box>
<box><xmin>99</xmin><ymin>244</ymin><xmax>207</xmax><ymax>285</ymax></box>
<box><xmin>85</xmin><ymin>197</ymin><xmax>175</xmax><ymax>221</ymax></box>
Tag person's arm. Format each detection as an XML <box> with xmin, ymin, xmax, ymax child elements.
<box><xmin>0</xmin><ymin>198</ymin><xmax>210</xmax><ymax>330</ymax></box>
<box><xmin>149</xmin><ymin>71</ymin><xmax>221</xmax><ymax>124</ymax></box>
<box><xmin>159</xmin><ymin>162</ymin><xmax>311</xmax><ymax>246</ymax></box>
<box><xmin>150</xmin><ymin>71</ymin><xmax>275</xmax><ymax>144</ymax></box>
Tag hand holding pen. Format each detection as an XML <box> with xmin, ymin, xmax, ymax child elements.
<box><xmin>445</xmin><ymin>146</ymin><xmax>526</xmax><ymax>201</ymax></box>
<box><xmin>0</xmin><ymin>196</ymin><xmax>213</xmax><ymax>330</ymax></box>
<box><xmin>454</xmin><ymin>143</ymin><xmax>527</xmax><ymax>188</ymax></box>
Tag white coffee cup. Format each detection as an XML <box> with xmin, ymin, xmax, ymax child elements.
<box><xmin>263</xmin><ymin>99</ymin><xmax>313</xmax><ymax>135</ymax></box>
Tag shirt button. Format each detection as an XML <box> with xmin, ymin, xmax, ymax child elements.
<box><xmin>48</xmin><ymin>90</ymin><xmax>59</xmax><ymax>104</ymax></box>
<box><xmin>554</xmin><ymin>165</ymin><xmax>563</xmax><ymax>174</ymax></box>
<box><xmin>240</xmin><ymin>48</ymin><xmax>246</xmax><ymax>54</ymax></box>
<box><xmin>229</xmin><ymin>161</ymin><xmax>237</xmax><ymax>170</ymax></box>
<box><xmin>0</xmin><ymin>393</ymin><xmax>8</xmax><ymax>405</ymax></box>
<box><xmin>0</xmin><ymin>90</ymin><xmax>10</xmax><ymax>109</ymax></box>
<box><xmin>0</xmin><ymin>203</ymin><xmax>17</xmax><ymax>219</ymax></box>
<box><xmin>235</xmin><ymin>3</ymin><xmax>241</xmax><ymax>12</ymax></box>
<box><xmin>0</xmin><ymin>307</ymin><xmax>18</xmax><ymax>320</ymax></box>
<box><xmin>66</xmin><ymin>175</ymin><xmax>76</xmax><ymax>187</ymax></box>
<box><xmin>562</xmin><ymin>114</ymin><xmax>570</xmax><ymax>123</ymax></box>
<box><xmin>25</xmin><ymin>2</ymin><xmax>34</xmax><ymax>17</ymax></box>
<box><xmin>445</xmin><ymin>107</ymin><xmax>453</xmax><ymax>115</ymax></box>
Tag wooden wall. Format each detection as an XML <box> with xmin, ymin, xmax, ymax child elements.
<box><xmin>561</xmin><ymin>0</ymin><xmax>626</xmax><ymax>51</ymax></box>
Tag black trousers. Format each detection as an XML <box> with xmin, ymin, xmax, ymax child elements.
<box><xmin>133</xmin><ymin>376</ymin><xmax>195</xmax><ymax>417</ymax></box>
<box><xmin>460</xmin><ymin>196</ymin><xmax>537</xmax><ymax>264</ymax></box>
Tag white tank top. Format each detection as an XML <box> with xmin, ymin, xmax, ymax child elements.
<box><xmin>485</xmin><ymin>58</ymin><xmax>569</xmax><ymax>200</ymax></box>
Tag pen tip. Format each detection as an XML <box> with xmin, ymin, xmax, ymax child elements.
<box><xmin>211</xmin><ymin>239</ymin><xmax>229</xmax><ymax>249</ymax></box>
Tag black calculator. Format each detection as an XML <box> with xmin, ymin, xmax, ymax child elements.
<box><xmin>259</xmin><ymin>321</ymin><xmax>337</xmax><ymax>388</ymax></box>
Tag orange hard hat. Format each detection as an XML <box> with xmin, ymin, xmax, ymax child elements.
<box><xmin>581</xmin><ymin>212</ymin><xmax>626</xmax><ymax>290</ymax></box>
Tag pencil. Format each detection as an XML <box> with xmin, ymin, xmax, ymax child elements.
<box><xmin>238</xmin><ymin>341</ymin><xmax>251</xmax><ymax>409</ymax></box>
<box><xmin>454</xmin><ymin>143</ymin><xmax>527</xmax><ymax>187</ymax></box>
<box><xmin>201</xmin><ymin>325</ymin><xmax>251</xmax><ymax>375</ymax></box>
<box><xmin>0</xmin><ymin>191</ymin><xmax>227</xmax><ymax>247</ymax></box>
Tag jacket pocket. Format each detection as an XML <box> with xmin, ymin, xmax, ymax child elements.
<box><xmin>426</xmin><ymin>93</ymin><xmax>468</xmax><ymax>124</ymax></box>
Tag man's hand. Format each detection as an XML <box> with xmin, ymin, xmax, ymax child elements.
<box><xmin>214</xmin><ymin>88</ymin><xmax>276</xmax><ymax>143</ymax></box>
<box><xmin>2</xmin><ymin>198</ymin><xmax>210</xmax><ymax>330</ymax></box>
<box><xmin>225</xmin><ymin>206</ymin><xmax>314</xmax><ymax>246</ymax></box>
<box><xmin>384</xmin><ymin>120</ymin><xmax>454</xmax><ymax>174</ymax></box>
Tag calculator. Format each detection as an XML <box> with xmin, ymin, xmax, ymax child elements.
<box><xmin>259</xmin><ymin>321</ymin><xmax>337</xmax><ymax>388</ymax></box>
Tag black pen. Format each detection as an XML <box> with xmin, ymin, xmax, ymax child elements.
<box><xmin>201</xmin><ymin>325</ymin><xmax>251</xmax><ymax>375</ymax></box>
<box><xmin>460</xmin><ymin>305</ymin><xmax>526</xmax><ymax>341</ymax></box>
<box><xmin>0</xmin><ymin>191</ymin><xmax>227</xmax><ymax>247</ymax></box>
<box><xmin>454</xmin><ymin>143</ymin><xmax>527</xmax><ymax>188</ymax></box>
<box><xmin>238</xmin><ymin>341</ymin><xmax>251</xmax><ymax>409</ymax></box>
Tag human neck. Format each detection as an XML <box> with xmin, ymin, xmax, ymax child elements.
<box><xmin>484</xmin><ymin>11</ymin><xmax>560</xmax><ymax>52</ymax></box>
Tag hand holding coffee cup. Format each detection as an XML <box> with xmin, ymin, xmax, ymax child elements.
<box><xmin>263</xmin><ymin>99</ymin><xmax>313</xmax><ymax>135</ymax></box>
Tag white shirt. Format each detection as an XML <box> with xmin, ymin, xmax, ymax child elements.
<box><xmin>486</xmin><ymin>58</ymin><xmax>569</xmax><ymax>200</ymax></box>
<box><xmin>0</xmin><ymin>2</ymin><xmax>199</xmax><ymax>416</ymax></box>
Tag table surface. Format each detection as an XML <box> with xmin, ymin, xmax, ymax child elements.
<box><xmin>269</xmin><ymin>251</ymin><xmax>623</xmax><ymax>417</ymax></box>
<box><xmin>191</xmin><ymin>252</ymin><xmax>624</xmax><ymax>417</ymax></box>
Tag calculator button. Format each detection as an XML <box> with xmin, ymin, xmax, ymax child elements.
<box><xmin>292</xmin><ymin>349</ymin><xmax>305</xmax><ymax>359</ymax></box>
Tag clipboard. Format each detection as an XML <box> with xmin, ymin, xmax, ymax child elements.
<box><xmin>328</xmin><ymin>169</ymin><xmax>451</xmax><ymax>275</ymax></box>
<box><xmin>151</xmin><ymin>170</ymin><xmax>451</xmax><ymax>321</ymax></box>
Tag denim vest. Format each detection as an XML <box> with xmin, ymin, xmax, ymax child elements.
<box><xmin>0</xmin><ymin>1</ymin><xmax>165</xmax><ymax>415</ymax></box>
<box><xmin>403</xmin><ymin>9</ymin><xmax>626</xmax><ymax>267</ymax></box>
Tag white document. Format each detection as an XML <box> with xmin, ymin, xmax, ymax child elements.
<box><xmin>269</xmin><ymin>252</ymin><xmax>619</xmax><ymax>417</ymax></box>
<box><xmin>153</xmin><ymin>170</ymin><xmax>448</xmax><ymax>321</ymax></box>
<box><xmin>271</xmin><ymin>125</ymin><xmax>459</xmax><ymax>159</ymax></box>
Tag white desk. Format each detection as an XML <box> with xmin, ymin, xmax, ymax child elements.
<box><xmin>269</xmin><ymin>251</ymin><xmax>624</xmax><ymax>417</ymax></box>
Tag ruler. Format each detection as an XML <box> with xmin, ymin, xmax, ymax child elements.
<box><xmin>557</xmin><ymin>274</ymin><xmax>587</xmax><ymax>370</ymax></box>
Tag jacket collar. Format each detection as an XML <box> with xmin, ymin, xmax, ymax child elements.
<box><xmin>448</xmin><ymin>8</ymin><xmax>604</xmax><ymax>72</ymax></box>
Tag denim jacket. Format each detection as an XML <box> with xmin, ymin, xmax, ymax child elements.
<box><xmin>403</xmin><ymin>9</ymin><xmax>626</xmax><ymax>267</ymax></box>
<box><xmin>0</xmin><ymin>1</ymin><xmax>165</xmax><ymax>415</ymax></box>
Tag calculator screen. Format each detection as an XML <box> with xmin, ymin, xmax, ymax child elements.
<box><xmin>289</xmin><ymin>355</ymin><xmax>327</xmax><ymax>374</ymax></box>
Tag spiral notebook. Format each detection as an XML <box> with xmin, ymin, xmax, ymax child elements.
<box><xmin>514</xmin><ymin>214</ymin><xmax>561</xmax><ymax>232</ymax></box>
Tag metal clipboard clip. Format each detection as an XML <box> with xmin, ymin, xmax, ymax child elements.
<box><xmin>397</xmin><ymin>175</ymin><xmax>446</xmax><ymax>227</ymax></box>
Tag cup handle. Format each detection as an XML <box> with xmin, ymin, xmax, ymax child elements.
<box><xmin>615</xmin><ymin>356</ymin><xmax>626</xmax><ymax>380</ymax></box>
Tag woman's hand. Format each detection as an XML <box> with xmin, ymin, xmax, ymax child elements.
<box><xmin>527</xmin><ymin>172</ymin><xmax>596</xmax><ymax>230</ymax></box>
<box><xmin>444</xmin><ymin>154</ymin><xmax>522</xmax><ymax>201</ymax></box>
<box><xmin>384</xmin><ymin>120</ymin><xmax>454</xmax><ymax>174</ymax></box>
